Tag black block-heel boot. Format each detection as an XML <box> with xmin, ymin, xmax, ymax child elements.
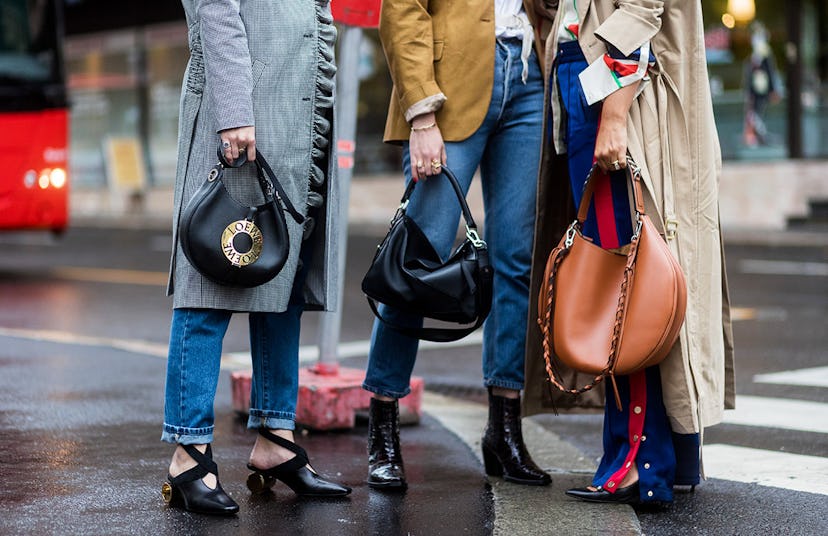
<box><xmin>246</xmin><ymin>428</ymin><xmax>351</xmax><ymax>497</ymax></box>
<box><xmin>367</xmin><ymin>398</ymin><xmax>407</xmax><ymax>490</ymax></box>
<box><xmin>161</xmin><ymin>444</ymin><xmax>239</xmax><ymax>516</ymax></box>
<box><xmin>481</xmin><ymin>390</ymin><xmax>552</xmax><ymax>486</ymax></box>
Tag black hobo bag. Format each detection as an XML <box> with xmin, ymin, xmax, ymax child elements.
<box><xmin>361</xmin><ymin>166</ymin><xmax>493</xmax><ymax>342</ymax></box>
<box><xmin>178</xmin><ymin>147</ymin><xmax>305</xmax><ymax>288</ymax></box>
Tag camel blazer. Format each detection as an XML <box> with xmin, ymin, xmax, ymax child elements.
<box><xmin>380</xmin><ymin>0</ymin><xmax>552</xmax><ymax>143</ymax></box>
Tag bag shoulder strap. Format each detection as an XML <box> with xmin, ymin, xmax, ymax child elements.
<box><xmin>255</xmin><ymin>154</ymin><xmax>305</xmax><ymax>224</ymax></box>
<box><xmin>366</xmin><ymin>276</ymin><xmax>491</xmax><ymax>342</ymax></box>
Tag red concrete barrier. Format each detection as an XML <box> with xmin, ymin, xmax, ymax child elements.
<box><xmin>231</xmin><ymin>366</ymin><xmax>424</xmax><ymax>430</ymax></box>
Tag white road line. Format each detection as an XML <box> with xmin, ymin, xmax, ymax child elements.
<box><xmin>704</xmin><ymin>444</ymin><xmax>828</xmax><ymax>495</ymax></box>
<box><xmin>739</xmin><ymin>259</ymin><xmax>828</xmax><ymax>277</ymax></box>
<box><xmin>755</xmin><ymin>366</ymin><xmax>828</xmax><ymax>389</ymax></box>
<box><xmin>0</xmin><ymin>326</ymin><xmax>169</xmax><ymax>358</ymax></box>
<box><xmin>724</xmin><ymin>395</ymin><xmax>828</xmax><ymax>434</ymax></box>
<box><xmin>0</xmin><ymin>327</ymin><xmax>485</xmax><ymax>371</ymax></box>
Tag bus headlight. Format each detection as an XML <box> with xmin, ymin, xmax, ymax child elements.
<box><xmin>50</xmin><ymin>168</ymin><xmax>66</xmax><ymax>188</ymax></box>
<box><xmin>38</xmin><ymin>171</ymin><xmax>50</xmax><ymax>189</ymax></box>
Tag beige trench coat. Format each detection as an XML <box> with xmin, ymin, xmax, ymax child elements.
<box><xmin>524</xmin><ymin>0</ymin><xmax>736</xmax><ymax>435</ymax></box>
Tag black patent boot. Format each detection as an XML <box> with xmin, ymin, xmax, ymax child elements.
<box><xmin>481</xmin><ymin>389</ymin><xmax>552</xmax><ymax>486</ymax></box>
<box><xmin>162</xmin><ymin>444</ymin><xmax>239</xmax><ymax>516</ymax></box>
<box><xmin>367</xmin><ymin>398</ymin><xmax>407</xmax><ymax>490</ymax></box>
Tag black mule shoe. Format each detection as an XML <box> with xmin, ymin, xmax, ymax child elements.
<box><xmin>162</xmin><ymin>444</ymin><xmax>239</xmax><ymax>516</ymax></box>
<box><xmin>246</xmin><ymin>428</ymin><xmax>351</xmax><ymax>497</ymax></box>
<box><xmin>481</xmin><ymin>390</ymin><xmax>552</xmax><ymax>486</ymax></box>
<box><xmin>565</xmin><ymin>482</ymin><xmax>640</xmax><ymax>504</ymax></box>
<box><xmin>367</xmin><ymin>398</ymin><xmax>407</xmax><ymax>490</ymax></box>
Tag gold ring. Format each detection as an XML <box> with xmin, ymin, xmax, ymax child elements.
<box><xmin>611</xmin><ymin>160</ymin><xmax>621</xmax><ymax>171</ymax></box>
<box><xmin>431</xmin><ymin>159</ymin><xmax>442</xmax><ymax>168</ymax></box>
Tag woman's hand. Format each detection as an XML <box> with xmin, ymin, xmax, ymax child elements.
<box><xmin>409</xmin><ymin>113</ymin><xmax>446</xmax><ymax>181</ymax></box>
<box><xmin>594</xmin><ymin>83</ymin><xmax>638</xmax><ymax>172</ymax></box>
<box><xmin>220</xmin><ymin>125</ymin><xmax>256</xmax><ymax>163</ymax></box>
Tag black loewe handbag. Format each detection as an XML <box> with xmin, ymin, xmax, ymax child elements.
<box><xmin>178</xmin><ymin>146</ymin><xmax>305</xmax><ymax>288</ymax></box>
<box><xmin>361</xmin><ymin>166</ymin><xmax>493</xmax><ymax>342</ymax></box>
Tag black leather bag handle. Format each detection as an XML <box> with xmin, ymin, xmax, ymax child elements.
<box><xmin>397</xmin><ymin>166</ymin><xmax>479</xmax><ymax>232</ymax></box>
<box><xmin>216</xmin><ymin>145</ymin><xmax>305</xmax><ymax>224</ymax></box>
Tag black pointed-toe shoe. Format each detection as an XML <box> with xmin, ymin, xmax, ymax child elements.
<box><xmin>565</xmin><ymin>482</ymin><xmax>640</xmax><ymax>504</ymax></box>
<box><xmin>161</xmin><ymin>444</ymin><xmax>239</xmax><ymax>516</ymax></box>
<box><xmin>367</xmin><ymin>398</ymin><xmax>407</xmax><ymax>490</ymax></box>
<box><xmin>246</xmin><ymin>428</ymin><xmax>351</xmax><ymax>497</ymax></box>
<box><xmin>481</xmin><ymin>390</ymin><xmax>552</xmax><ymax>486</ymax></box>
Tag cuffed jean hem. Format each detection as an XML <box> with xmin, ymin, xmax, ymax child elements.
<box><xmin>247</xmin><ymin>410</ymin><xmax>296</xmax><ymax>431</ymax></box>
<box><xmin>362</xmin><ymin>382</ymin><xmax>411</xmax><ymax>400</ymax></box>
<box><xmin>161</xmin><ymin>424</ymin><xmax>214</xmax><ymax>445</ymax></box>
<box><xmin>484</xmin><ymin>378</ymin><xmax>524</xmax><ymax>391</ymax></box>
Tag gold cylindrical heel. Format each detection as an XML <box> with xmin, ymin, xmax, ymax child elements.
<box><xmin>161</xmin><ymin>481</ymin><xmax>173</xmax><ymax>504</ymax></box>
<box><xmin>246</xmin><ymin>472</ymin><xmax>276</xmax><ymax>494</ymax></box>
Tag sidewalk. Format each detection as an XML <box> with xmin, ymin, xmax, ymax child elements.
<box><xmin>70</xmin><ymin>159</ymin><xmax>828</xmax><ymax>244</ymax></box>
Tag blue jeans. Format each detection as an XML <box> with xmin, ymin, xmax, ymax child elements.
<box><xmin>363</xmin><ymin>38</ymin><xmax>543</xmax><ymax>397</ymax></box>
<box><xmin>161</xmin><ymin>306</ymin><xmax>302</xmax><ymax>444</ymax></box>
<box><xmin>162</xmin><ymin>248</ymin><xmax>312</xmax><ymax>444</ymax></box>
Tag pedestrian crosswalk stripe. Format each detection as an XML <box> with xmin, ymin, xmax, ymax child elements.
<box><xmin>739</xmin><ymin>259</ymin><xmax>828</xmax><ymax>277</ymax></box>
<box><xmin>704</xmin><ymin>444</ymin><xmax>828</xmax><ymax>496</ymax></box>
<box><xmin>724</xmin><ymin>395</ymin><xmax>828</xmax><ymax>434</ymax></box>
<box><xmin>754</xmin><ymin>366</ymin><xmax>828</xmax><ymax>389</ymax></box>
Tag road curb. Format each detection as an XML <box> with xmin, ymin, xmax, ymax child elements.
<box><xmin>423</xmin><ymin>392</ymin><xmax>642</xmax><ymax>535</ymax></box>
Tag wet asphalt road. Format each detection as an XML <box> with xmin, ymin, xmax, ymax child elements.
<box><xmin>0</xmin><ymin>226</ymin><xmax>827</xmax><ymax>534</ymax></box>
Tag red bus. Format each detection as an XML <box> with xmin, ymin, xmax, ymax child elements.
<box><xmin>0</xmin><ymin>0</ymin><xmax>68</xmax><ymax>232</ymax></box>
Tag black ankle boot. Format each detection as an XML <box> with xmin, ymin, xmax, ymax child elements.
<box><xmin>367</xmin><ymin>398</ymin><xmax>407</xmax><ymax>490</ymax></box>
<box><xmin>481</xmin><ymin>390</ymin><xmax>552</xmax><ymax>486</ymax></box>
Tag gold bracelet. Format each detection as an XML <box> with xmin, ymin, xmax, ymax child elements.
<box><xmin>410</xmin><ymin>122</ymin><xmax>436</xmax><ymax>132</ymax></box>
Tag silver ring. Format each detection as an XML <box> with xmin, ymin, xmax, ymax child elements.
<box><xmin>611</xmin><ymin>160</ymin><xmax>621</xmax><ymax>171</ymax></box>
<box><xmin>222</xmin><ymin>141</ymin><xmax>231</xmax><ymax>149</ymax></box>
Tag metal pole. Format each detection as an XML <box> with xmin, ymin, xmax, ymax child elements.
<box><xmin>785</xmin><ymin>1</ymin><xmax>804</xmax><ymax>158</ymax></box>
<box><xmin>315</xmin><ymin>25</ymin><xmax>362</xmax><ymax>374</ymax></box>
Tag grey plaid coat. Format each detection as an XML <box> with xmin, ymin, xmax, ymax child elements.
<box><xmin>168</xmin><ymin>0</ymin><xmax>339</xmax><ymax>312</ymax></box>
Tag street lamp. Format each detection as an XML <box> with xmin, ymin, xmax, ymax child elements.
<box><xmin>727</xmin><ymin>0</ymin><xmax>756</xmax><ymax>24</ymax></box>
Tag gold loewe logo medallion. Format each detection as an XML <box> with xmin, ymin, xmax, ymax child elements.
<box><xmin>221</xmin><ymin>219</ymin><xmax>263</xmax><ymax>267</ymax></box>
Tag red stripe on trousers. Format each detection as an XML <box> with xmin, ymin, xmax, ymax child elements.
<box><xmin>602</xmin><ymin>370</ymin><xmax>647</xmax><ymax>493</ymax></box>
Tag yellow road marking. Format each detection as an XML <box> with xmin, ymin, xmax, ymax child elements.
<box><xmin>51</xmin><ymin>266</ymin><xmax>168</xmax><ymax>286</ymax></box>
<box><xmin>730</xmin><ymin>307</ymin><xmax>757</xmax><ymax>321</ymax></box>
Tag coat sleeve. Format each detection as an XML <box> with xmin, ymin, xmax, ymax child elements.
<box><xmin>197</xmin><ymin>0</ymin><xmax>255</xmax><ymax>132</ymax></box>
<box><xmin>578</xmin><ymin>0</ymin><xmax>662</xmax><ymax>105</ymax></box>
<box><xmin>593</xmin><ymin>0</ymin><xmax>663</xmax><ymax>56</ymax></box>
<box><xmin>379</xmin><ymin>0</ymin><xmax>446</xmax><ymax>122</ymax></box>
